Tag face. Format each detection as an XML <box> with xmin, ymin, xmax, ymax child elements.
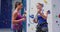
<box><xmin>18</xmin><ymin>3</ymin><xmax>23</xmax><ymax>9</ymax></box>
<box><xmin>37</xmin><ymin>4</ymin><xmax>42</xmax><ymax>10</ymax></box>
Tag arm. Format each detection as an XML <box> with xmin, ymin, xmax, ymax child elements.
<box><xmin>33</xmin><ymin>14</ymin><xmax>38</xmax><ymax>23</ymax></box>
<box><xmin>39</xmin><ymin>11</ymin><xmax>48</xmax><ymax>19</ymax></box>
<box><xmin>12</xmin><ymin>12</ymin><xmax>24</xmax><ymax>23</ymax></box>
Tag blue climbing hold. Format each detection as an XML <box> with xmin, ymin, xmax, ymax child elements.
<box><xmin>29</xmin><ymin>15</ymin><xmax>34</xmax><ymax>18</ymax></box>
<box><xmin>56</xmin><ymin>21</ymin><xmax>58</xmax><ymax>23</ymax></box>
<box><xmin>47</xmin><ymin>10</ymin><xmax>50</xmax><ymax>14</ymax></box>
<box><xmin>28</xmin><ymin>23</ymin><xmax>30</xmax><ymax>27</ymax></box>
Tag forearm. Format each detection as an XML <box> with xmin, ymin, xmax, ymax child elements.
<box><xmin>12</xmin><ymin>18</ymin><xmax>20</xmax><ymax>23</ymax></box>
<box><xmin>12</xmin><ymin>19</ymin><xmax>22</xmax><ymax>23</ymax></box>
<box><xmin>40</xmin><ymin>13</ymin><xmax>47</xmax><ymax>19</ymax></box>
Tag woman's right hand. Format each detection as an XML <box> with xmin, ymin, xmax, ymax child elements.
<box><xmin>22</xmin><ymin>18</ymin><xmax>26</xmax><ymax>21</ymax></box>
<box><xmin>19</xmin><ymin>18</ymin><xmax>26</xmax><ymax>21</ymax></box>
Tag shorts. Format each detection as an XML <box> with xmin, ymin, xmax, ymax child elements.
<box><xmin>36</xmin><ymin>24</ymin><xmax>48</xmax><ymax>32</ymax></box>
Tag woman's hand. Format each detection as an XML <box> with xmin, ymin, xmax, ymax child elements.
<box><xmin>19</xmin><ymin>18</ymin><xmax>26</xmax><ymax>21</ymax></box>
<box><xmin>22</xmin><ymin>18</ymin><xmax>26</xmax><ymax>21</ymax></box>
<box><xmin>33</xmin><ymin>18</ymin><xmax>38</xmax><ymax>23</ymax></box>
<box><xmin>39</xmin><ymin>11</ymin><xmax>47</xmax><ymax>19</ymax></box>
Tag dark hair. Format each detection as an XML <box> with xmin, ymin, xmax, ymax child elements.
<box><xmin>15</xmin><ymin>2</ymin><xmax>22</xmax><ymax>9</ymax></box>
<box><xmin>37</xmin><ymin>3</ymin><xmax>44</xmax><ymax>7</ymax></box>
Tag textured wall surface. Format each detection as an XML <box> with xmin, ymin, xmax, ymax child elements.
<box><xmin>27</xmin><ymin>0</ymin><xmax>60</xmax><ymax>32</ymax></box>
<box><xmin>52</xmin><ymin>0</ymin><xmax>60</xmax><ymax>32</ymax></box>
<box><xmin>0</xmin><ymin>0</ymin><xmax>12</xmax><ymax>28</ymax></box>
<box><xmin>27</xmin><ymin>0</ymin><xmax>53</xmax><ymax>32</ymax></box>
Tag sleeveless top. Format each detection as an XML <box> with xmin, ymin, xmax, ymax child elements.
<box><xmin>13</xmin><ymin>14</ymin><xmax>23</xmax><ymax>30</ymax></box>
<box><xmin>37</xmin><ymin>13</ymin><xmax>47</xmax><ymax>27</ymax></box>
<box><xmin>37</xmin><ymin>14</ymin><xmax>46</xmax><ymax>24</ymax></box>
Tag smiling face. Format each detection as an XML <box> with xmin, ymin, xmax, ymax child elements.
<box><xmin>37</xmin><ymin>3</ymin><xmax>43</xmax><ymax>11</ymax></box>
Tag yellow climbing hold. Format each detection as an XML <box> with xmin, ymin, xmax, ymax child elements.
<box><xmin>44</xmin><ymin>0</ymin><xmax>47</xmax><ymax>4</ymax></box>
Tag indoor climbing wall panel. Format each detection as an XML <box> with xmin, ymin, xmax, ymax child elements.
<box><xmin>52</xmin><ymin>0</ymin><xmax>60</xmax><ymax>32</ymax></box>
<box><xmin>27</xmin><ymin>0</ymin><xmax>52</xmax><ymax>32</ymax></box>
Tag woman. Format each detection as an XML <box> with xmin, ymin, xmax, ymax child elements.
<box><xmin>12</xmin><ymin>2</ymin><xmax>25</xmax><ymax>32</ymax></box>
<box><xmin>33</xmin><ymin>3</ymin><xmax>48</xmax><ymax>32</ymax></box>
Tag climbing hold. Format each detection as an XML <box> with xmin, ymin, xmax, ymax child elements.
<box><xmin>53</xmin><ymin>4</ymin><xmax>56</xmax><ymax>8</ymax></box>
<box><xmin>56</xmin><ymin>21</ymin><xmax>58</xmax><ymax>23</ymax></box>
<box><xmin>56</xmin><ymin>15</ymin><xmax>58</xmax><ymax>18</ymax></box>
<box><xmin>54</xmin><ymin>14</ymin><xmax>58</xmax><ymax>18</ymax></box>
<box><xmin>58</xmin><ymin>24</ymin><xmax>59</xmax><ymax>26</ymax></box>
<box><xmin>58</xmin><ymin>14</ymin><xmax>60</xmax><ymax>18</ymax></box>
<box><xmin>47</xmin><ymin>10</ymin><xmax>50</xmax><ymax>14</ymax></box>
<box><xmin>44</xmin><ymin>0</ymin><xmax>47</xmax><ymax>4</ymax></box>
<box><xmin>29</xmin><ymin>15</ymin><xmax>34</xmax><ymax>18</ymax></box>
<box><xmin>28</xmin><ymin>23</ymin><xmax>30</xmax><ymax>27</ymax></box>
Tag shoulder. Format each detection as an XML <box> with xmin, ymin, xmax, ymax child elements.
<box><xmin>44</xmin><ymin>11</ymin><xmax>48</xmax><ymax>16</ymax></box>
<box><xmin>12</xmin><ymin>10</ymin><xmax>18</xmax><ymax>16</ymax></box>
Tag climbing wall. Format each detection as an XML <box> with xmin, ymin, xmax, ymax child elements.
<box><xmin>52</xmin><ymin>0</ymin><xmax>60</xmax><ymax>32</ymax></box>
<box><xmin>27</xmin><ymin>0</ymin><xmax>52</xmax><ymax>32</ymax></box>
<box><xmin>27</xmin><ymin>0</ymin><xmax>60</xmax><ymax>32</ymax></box>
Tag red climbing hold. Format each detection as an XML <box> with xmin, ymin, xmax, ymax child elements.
<box><xmin>58</xmin><ymin>14</ymin><xmax>60</xmax><ymax>18</ymax></box>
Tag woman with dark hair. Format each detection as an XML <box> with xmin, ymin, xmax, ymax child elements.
<box><xmin>12</xmin><ymin>2</ymin><xmax>25</xmax><ymax>32</ymax></box>
<box><xmin>33</xmin><ymin>3</ymin><xmax>48</xmax><ymax>32</ymax></box>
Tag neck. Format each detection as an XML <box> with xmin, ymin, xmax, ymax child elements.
<box><xmin>15</xmin><ymin>8</ymin><xmax>21</xmax><ymax>12</ymax></box>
